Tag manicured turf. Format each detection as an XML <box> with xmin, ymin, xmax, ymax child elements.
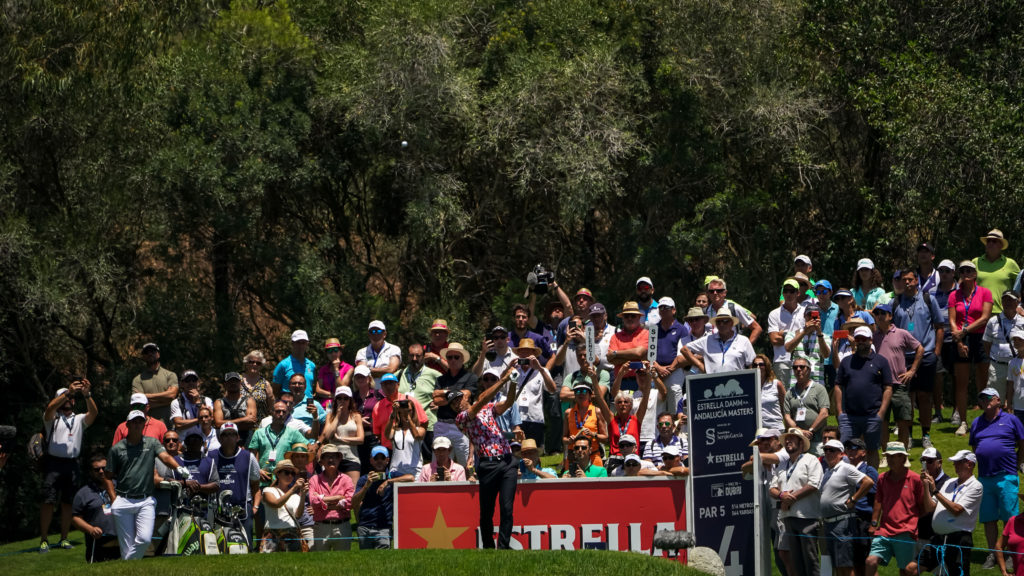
<box><xmin>0</xmin><ymin>538</ymin><xmax>703</xmax><ymax>576</ymax></box>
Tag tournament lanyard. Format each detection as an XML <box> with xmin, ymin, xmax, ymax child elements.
<box><xmin>59</xmin><ymin>413</ymin><xmax>74</xmax><ymax>435</ymax></box>
<box><xmin>950</xmin><ymin>481</ymin><xmax>965</xmax><ymax>503</ymax></box>
<box><xmin>795</xmin><ymin>383</ymin><xmax>812</xmax><ymax>408</ymax></box>
<box><xmin>718</xmin><ymin>334</ymin><xmax>736</xmax><ymax>365</ymax></box>
<box><xmin>368</xmin><ymin>344</ymin><xmax>381</xmax><ymax>367</ymax></box>
<box><xmin>956</xmin><ymin>286</ymin><xmax>977</xmax><ymax>330</ymax></box>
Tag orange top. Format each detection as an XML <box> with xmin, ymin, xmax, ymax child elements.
<box><xmin>567</xmin><ymin>403</ymin><xmax>602</xmax><ymax>466</ymax></box>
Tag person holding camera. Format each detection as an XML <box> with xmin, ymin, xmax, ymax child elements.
<box><xmin>562</xmin><ymin>436</ymin><xmax>608</xmax><ymax>478</ymax></box>
<box><xmin>455</xmin><ymin>363</ymin><xmax>520</xmax><ymax>549</ymax></box>
<box><xmin>170</xmin><ymin>370</ymin><xmax>213</xmax><ymax>431</ymax></box>
<box><xmin>416</xmin><ymin>436</ymin><xmax>467</xmax><ymax>482</ymax></box>
<box><xmin>352</xmin><ymin>446</ymin><xmax>395</xmax><ymax>549</ymax></box>
<box><xmin>383</xmin><ymin>382</ymin><xmax>426</xmax><ymax>481</ymax></box>
<box><xmin>768</xmin><ymin>279</ymin><xmax>809</xmax><ymax>386</ymax></box>
<box><xmin>372</xmin><ymin>373</ymin><xmax>428</xmax><ymax>452</ymax></box>
<box><xmin>607</xmin><ymin>302</ymin><xmax>651</xmax><ymax>392</ymax></box>
<box><xmin>473</xmin><ymin>325</ymin><xmax>514</xmax><ymax>376</ymax></box>
<box><xmin>39</xmin><ymin>377</ymin><xmax>99</xmax><ymax>553</ymax></box>
<box><xmin>434</xmin><ymin>343</ymin><xmax>478</xmax><ymax>467</ymax></box>
<box><xmin>784</xmin><ymin>305</ymin><xmax>831</xmax><ymax>389</ymax></box>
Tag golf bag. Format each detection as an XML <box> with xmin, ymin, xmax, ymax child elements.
<box><xmin>215</xmin><ymin>490</ymin><xmax>250</xmax><ymax>554</ymax></box>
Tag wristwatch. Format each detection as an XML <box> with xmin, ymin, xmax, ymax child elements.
<box><xmin>870</xmin><ymin>520</ymin><xmax>879</xmax><ymax>527</ymax></box>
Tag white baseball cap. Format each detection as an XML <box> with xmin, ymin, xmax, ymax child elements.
<box><xmin>368</xmin><ymin>320</ymin><xmax>386</xmax><ymax>331</ymax></box>
<box><xmin>334</xmin><ymin>386</ymin><xmax>353</xmax><ymax>398</ymax></box>
<box><xmin>618</xmin><ymin>434</ymin><xmax>638</xmax><ymax>446</ymax></box>
<box><xmin>353</xmin><ymin>365</ymin><xmax>371</xmax><ymax>377</ymax></box>
<box><xmin>949</xmin><ymin>450</ymin><xmax>976</xmax><ymax>464</ymax></box>
<box><xmin>130</xmin><ymin>393</ymin><xmax>149</xmax><ymax>406</ymax></box>
<box><xmin>853</xmin><ymin>326</ymin><xmax>873</xmax><ymax>339</ymax></box>
<box><xmin>920</xmin><ymin>447</ymin><xmax>941</xmax><ymax>460</ymax></box>
<box><xmin>794</xmin><ymin>254</ymin><xmax>812</xmax><ymax>265</ymax></box>
<box><xmin>54</xmin><ymin>388</ymin><xmax>69</xmax><ymax>399</ymax></box>
<box><xmin>937</xmin><ymin>259</ymin><xmax>956</xmax><ymax>271</ymax></box>
<box><xmin>662</xmin><ymin>445</ymin><xmax>682</xmax><ymax>457</ymax></box>
<box><xmin>219</xmin><ymin>422</ymin><xmax>239</xmax><ymax>435</ymax></box>
<box><xmin>127</xmin><ymin>410</ymin><xmax>147</xmax><ymax>422</ymax></box>
<box><xmin>291</xmin><ymin>330</ymin><xmax>309</xmax><ymax>342</ymax></box>
<box><xmin>658</xmin><ymin>297</ymin><xmax>676</xmax><ymax>309</ymax></box>
<box><xmin>823</xmin><ymin>439</ymin><xmax>845</xmax><ymax>451</ymax></box>
<box><xmin>636</xmin><ymin>276</ymin><xmax>653</xmax><ymax>288</ymax></box>
<box><xmin>857</xmin><ymin>258</ymin><xmax>874</xmax><ymax>270</ymax></box>
<box><xmin>433</xmin><ymin>436</ymin><xmax>453</xmax><ymax>450</ymax></box>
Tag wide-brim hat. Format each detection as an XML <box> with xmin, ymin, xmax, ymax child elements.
<box><xmin>617</xmin><ymin>301</ymin><xmax>643</xmax><ymax>317</ymax></box>
<box><xmin>324</xmin><ymin>338</ymin><xmax>343</xmax><ymax>350</ymax></box>
<box><xmin>285</xmin><ymin>443</ymin><xmax>310</xmax><ymax>460</ymax></box>
<box><xmin>981</xmin><ymin>228</ymin><xmax>1009</xmax><ymax>250</ymax></box>
<box><xmin>841</xmin><ymin>319</ymin><xmax>870</xmax><ymax>331</ymax></box>
<box><xmin>439</xmin><ymin>342</ymin><xmax>470</xmax><ymax>363</ymax></box>
<box><xmin>786</xmin><ymin>272</ymin><xmax>812</xmax><ymax>289</ymax></box>
<box><xmin>273</xmin><ymin>459</ymin><xmax>297</xmax><ymax>474</ymax></box>
<box><xmin>513</xmin><ymin>338</ymin><xmax>542</xmax><ymax>357</ymax></box>
<box><xmin>781</xmin><ymin>428</ymin><xmax>810</xmax><ymax>451</ymax></box>
<box><xmin>683</xmin><ymin>307</ymin><xmax>710</xmax><ymax>321</ymax></box>
<box><xmin>883</xmin><ymin>441</ymin><xmax>908</xmax><ymax>456</ymax></box>
<box><xmin>430</xmin><ymin>319</ymin><xmax>450</xmax><ymax>332</ymax></box>
<box><xmin>711</xmin><ymin>309</ymin><xmax>738</xmax><ymax>327</ymax></box>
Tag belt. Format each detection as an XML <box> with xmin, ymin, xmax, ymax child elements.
<box><xmin>319</xmin><ymin>519</ymin><xmax>348</xmax><ymax>525</ymax></box>
<box><xmin>477</xmin><ymin>454</ymin><xmax>511</xmax><ymax>463</ymax></box>
<box><xmin>823</xmin><ymin>512</ymin><xmax>856</xmax><ymax>523</ymax></box>
<box><xmin>116</xmin><ymin>490</ymin><xmax>148</xmax><ymax>499</ymax></box>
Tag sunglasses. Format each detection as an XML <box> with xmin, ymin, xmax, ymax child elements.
<box><xmin>657</xmin><ymin>422</ymin><xmax>674</xmax><ymax>428</ymax></box>
<box><xmin>574</xmin><ymin>389</ymin><xmax>591</xmax><ymax>395</ymax></box>
<box><xmin>707</xmin><ymin>288</ymin><xmax>725</xmax><ymax>294</ymax></box>
<box><xmin>164</xmin><ymin>438</ymin><xmax>180</xmax><ymax>443</ymax></box>
<box><xmin>793</xmin><ymin>365</ymin><xmax>810</xmax><ymax>371</ymax></box>
<box><xmin>130</xmin><ymin>403</ymin><xmax>147</xmax><ymax>410</ymax></box>
<box><xmin>782</xmin><ymin>288</ymin><xmax>798</xmax><ymax>294</ymax></box>
<box><xmin>814</xmin><ymin>289</ymin><xmax>830</xmax><ymax>295</ymax></box>
<box><xmin>91</xmin><ymin>466</ymin><xmax>106</xmax><ymax>472</ymax></box>
<box><xmin>662</xmin><ymin>453</ymin><xmax>678</xmax><ymax>459</ymax></box>
<box><xmin>979</xmin><ymin>394</ymin><xmax>996</xmax><ymax>402</ymax></box>
<box><xmin>624</xmin><ymin>462</ymin><xmax>641</xmax><ymax>467</ymax></box>
<box><xmin>246</xmin><ymin>360</ymin><xmax>261</xmax><ymax>364</ymax></box>
<box><xmin>372</xmin><ymin>455</ymin><xmax>388</xmax><ymax>460</ymax></box>
<box><xmin>573</xmin><ymin>446</ymin><xmax>590</xmax><ymax>451</ymax></box>
<box><xmin>823</xmin><ymin>447</ymin><xmax>841</xmax><ymax>453</ymax></box>
<box><xmin>871</xmin><ymin>310</ymin><xmax>887</xmax><ymax>316</ymax></box>
<box><xmin>752</xmin><ymin>362</ymin><xmax>766</xmax><ymax>368</ymax></box>
<box><xmin>277</xmin><ymin>470</ymin><xmax>295</xmax><ymax>476</ymax></box>
<box><xmin>481</xmin><ymin>377</ymin><xmax>499</xmax><ymax>383</ymax></box>
<box><xmin>446</xmin><ymin>355</ymin><xmax>463</xmax><ymax>361</ymax></box>
<box><xmin>369</xmin><ymin>328</ymin><xmax>384</xmax><ymax>335</ymax></box>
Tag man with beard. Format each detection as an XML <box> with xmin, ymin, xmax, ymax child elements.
<box><xmin>634</xmin><ymin>276</ymin><xmax>661</xmax><ymax>325</ymax></box>
<box><xmin>71</xmin><ymin>455</ymin><xmax>119</xmax><ymax>563</ymax></box>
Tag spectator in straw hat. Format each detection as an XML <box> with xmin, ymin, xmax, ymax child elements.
<box><xmin>314</xmin><ymin>338</ymin><xmax>352</xmax><ymax>407</ymax></box>
<box><xmin>516</xmin><ymin>438</ymin><xmax>557</xmax><ymax>479</ymax></box>
<box><xmin>770</xmin><ymin>427</ymin><xmax>822</xmax><ymax>576</ymax></box>
<box><xmin>866</xmin><ymin>441</ymin><xmax>924</xmax><ymax>576</ymax></box>
<box><xmin>510</xmin><ymin>337</ymin><xmax>557</xmax><ymax>451</ymax></box>
<box><xmin>261</xmin><ymin>459</ymin><xmax>306</xmax><ymax>552</ymax></box>
<box><xmin>682</xmin><ymin>309</ymin><xmax>756</xmax><ymax>374</ymax></box>
<box><xmin>975</xmin><ymin>229</ymin><xmax>1020</xmax><ymax>315</ymax></box>
<box><xmin>308</xmin><ymin>444</ymin><xmax>355</xmax><ymax>551</ymax></box>
<box><xmin>607</xmin><ymin>302</ymin><xmax>650</xmax><ymax>391</ymax></box>
<box><xmin>423</xmin><ymin>318</ymin><xmax>451</xmax><ymax>373</ymax></box>
<box><xmin>434</xmin><ymin>342</ymin><xmax>477</xmax><ymax>467</ymax></box>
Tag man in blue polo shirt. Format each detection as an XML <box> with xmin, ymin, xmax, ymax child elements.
<box><xmin>971</xmin><ymin>386</ymin><xmax>1024</xmax><ymax>569</ymax></box>
<box><xmin>652</xmin><ymin>297</ymin><xmax>688</xmax><ymax>414</ymax></box>
<box><xmin>272</xmin><ymin>330</ymin><xmax>316</xmax><ymax>399</ymax></box>
<box><xmin>814</xmin><ymin>280</ymin><xmax>840</xmax><ymax>388</ymax></box>
<box><xmin>892</xmin><ymin>268</ymin><xmax>944</xmax><ymax>449</ymax></box>
<box><xmin>835</xmin><ymin>326</ymin><xmax>894</xmax><ymax>469</ymax></box>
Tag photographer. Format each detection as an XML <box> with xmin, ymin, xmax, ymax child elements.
<box><xmin>562</xmin><ymin>436</ymin><xmax>608</xmax><ymax>478</ymax></box>
<box><xmin>455</xmin><ymin>363</ymin><xmax>520</xmax><ymax>549</ymax></box>
<box><xmin>39</xmin><ymin>376</ymin><xmax>98</xmax><ymax>553</ymax></box>
<box><xmin>169</xmin><ymin>370</ymin><xmax>213</xmax><ymax>431</ymax></box>
<box><xmin>473</xmin><ymin>325</ymin><xmax>514</xmax><ymax>376</ymax></box>
<box><xmin>382</xmin><ymin>383</ymin><xmax>426</xmax><ymax>480</ymax></box>
<box><xmin>372</xmin><ymin>373</ymin><xmax>428</xmax><ymax>453</ymax></box>
<box><xmin>416</xmin><ymin>436</ymin><xmax>467</xmax><ymax>482</ymax></box>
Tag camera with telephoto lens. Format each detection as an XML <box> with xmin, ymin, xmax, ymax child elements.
<box><xmin>395</xmin><ymin>399</ymin><xmax>411</xmax><ymax>411</ymax></box>
<box><xmin>526</xmin><ymin>264</ymin><xmax>555</xmax><ymax>294</ymax></box>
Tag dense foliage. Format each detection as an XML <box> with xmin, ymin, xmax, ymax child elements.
<box><xmin>3</xmin><ymin>0</ymin><xmax>1024</xmax><ymax>538</ymax></box>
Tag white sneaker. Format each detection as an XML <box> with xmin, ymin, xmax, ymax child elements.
<box><xmin>956</xmin><ymin>422</ymin><xmax>969</xmax><ymax>436</ymax></box>
<box><xmin>921</xmin><ymin>435</ymin><xmax>933</xmax><ymax>449</ymax></box>
<box><xmin>950</xmin><ymin>411</ymin><xmax>961</xmax><ymax>426</ymax></box>
<box><xmin>982</xmin><ymin>552</ymin><xmax>996</xmax><ymax>570</ymax></box>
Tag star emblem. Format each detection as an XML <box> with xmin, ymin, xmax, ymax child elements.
<box><xmin>410</xmin><ymin>507</ymin><xmax>471</xmax><ymax>549</ymax></box>
<box><xmin>707</xmin><ymin>452</ymin><xmax>715</xmax><ymax>465</ymax></box>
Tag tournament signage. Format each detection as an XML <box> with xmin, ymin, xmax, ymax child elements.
<box><xmin>686</xmin><ymin>369</ymin><xmax>760</xmax><ymax>576</ymax></box>
<box><xmin>394</xmin><ymin>478</ymin><xmax>685</xmax><ymax>558</ymax></box>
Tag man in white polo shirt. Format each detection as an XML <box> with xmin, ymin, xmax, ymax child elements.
<box><xmin>356</xmin><ymin>320</ymin><xmax>402</xmax><ymax>387</ymax></box>
<box><xmin>918</xmin><ymin>450</ymin><xmax>982</xmax><ymax>575</ymax></box>
<box><xmin>39</xmin><ymin>376</ymin><xmax>99</xmax><ymax>553</ymax></box>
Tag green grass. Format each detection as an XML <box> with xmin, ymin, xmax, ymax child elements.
<box><xmin>0</xmin><ymin>538</ymin><xmax>702</xmax><ymax>575</ymax></box>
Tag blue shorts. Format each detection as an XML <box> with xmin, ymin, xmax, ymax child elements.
<box><xmin>868</xmin><ymin>532</ymin><xmax>916</xmax><ymax>569</ymax></box>
<box><xmin>980</xmin><ymin>474</ymin><xmax>1020</xmax><ymax>523</ymax></box>
<box><xmin>838</xmin><ymin>414</ymin><xmax>882</xmax><ymax>451</ymax></box>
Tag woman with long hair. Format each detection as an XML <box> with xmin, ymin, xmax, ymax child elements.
<box><xmin>260</xmin><ymin>460</ymin><xmax>306</xmax><ymax>553</ymax></box>
<box><xmin>318</xmin><ymin>386</ymin><xmax>364</xmax><ymax>484</ymax></box>
<box><xmin>754</xmin><ymin>353</ymin><xmax>786</xmax><ymax>431</ymax></box>
<box><xmin>852</xmin><ymin>259</ymin><xmax>887</xmax><ymax>311</ymax></box>
<box><xmin>313</xmin><ymin>338</ymin><xmax>353</xmax><ymax>409</ymax></box>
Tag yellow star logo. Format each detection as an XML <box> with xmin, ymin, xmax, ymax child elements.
<box><xmin>410</xmin><ymin>507</ymin><xmax>471</xmax><ymax>549</ymax></box>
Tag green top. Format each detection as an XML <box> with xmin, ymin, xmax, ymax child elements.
<box><xmin>108</xmin><ymin>436</ymin><xmax>166</xmax><ymax>496</ymax></box>
<box><xmin>248</xmin><ymin>424</ymin><xmax>308</xmax><ymax>486</ymax></box>
<box><xmin>974</xmin><ymin>254</ymin><xmax>1021</xmax><ymax>313</ymax></box>
<box><xmin>131</xmin><ymin>366</ymin><xmax>178</xmax><ymax>423</ymax></box>
<box><xmin>782</xmin><ymin>382</ymin><xmax>830</xmax><ymax>444</ymax></box>
<box><xmin>397</xmin><ymin>365</ymin><xmax>441</xmax><ymax>430</ymax></box>
<box><xmin>584</xmin><ymin>463</ymin><xmax>609</xmax><ymax>478</ymax></box>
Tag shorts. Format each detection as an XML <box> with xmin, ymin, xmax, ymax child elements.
<box><xmin>940</xmin><ymin>341</ymin><xmax>957</xmax><ymax>374</ymax></box>
<box><xmin>980</xmin><ymin>474</ymin><xmax>1020</xmax><ymax>523</ymax></box>
<box><xmin>954</xmin><ymin>332</ymin><xmax>986</xmax><ymax>364</ymax></box>
<box><xmin>989</xmin><ymin>361</ymin><xmax>1011</xmax><ymax>396</ymax></box>
<box><xmin>907</xmin><ymin>352</ymin><xmax>938</xmax><ymax>393</ymax></box>
<box><xmin>338</xmin><ymin>459</ymin><xmax>361</xmax><ymax>474</ymax></box>
<box><xmin>42</xmin><ymin>456</ymin><xmax>80</xmax><ymax>505</ymax></box>
<box><xmin>824</xmin><ymin>516</ymin><xmax>857</xmax><ymax>568</ymax></box>
<box><xmin>838</xmin><ymin>414</ymin><xmax>882</xmax><ymax>451</ymax></box>
<box><xmin>918</xmin><ymin>531</ymin><xmax>972</xmax><ymax>575</ymax></box>
<box><xmin>868</xmin><ymin>532</ymin><xmax>916</xmax><ymax>569</ymax></box>
<box><xmin>889</xmin><ymin>385</ymin><xmax>913</xmax><ymax>422</ymax></box>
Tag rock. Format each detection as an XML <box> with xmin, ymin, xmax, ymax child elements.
<box><xmin>687</xmin><ymin>546</ymin><xmax>725</xmax><ymax>576</ymax></box>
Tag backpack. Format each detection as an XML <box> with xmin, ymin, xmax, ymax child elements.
<box><xmin>27</xmin><ymin>420</ymin><xmax>57</xmax><ymax>468</ymax></box>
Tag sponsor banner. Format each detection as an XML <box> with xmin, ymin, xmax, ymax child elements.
<box><xmin>394</xmin><ymin>478</ymin><xmax>685</xmax><ymax>558</ymax></box>
<box><xmin>686</xmin><ymin>369</ymin><xmax>760</xmax><ymax>576</ymax></box>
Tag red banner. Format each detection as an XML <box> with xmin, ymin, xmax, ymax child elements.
<box><xmin>394</xmin><ymin>478</ymin><xmax>686</xmax><ymax>557</ymax></box>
